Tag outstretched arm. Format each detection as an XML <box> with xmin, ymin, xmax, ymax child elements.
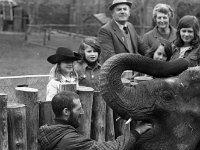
<box><xmin>95</xmin><ymin>122</ymin><xmax>152</xmax><ymax>150</ymax></box>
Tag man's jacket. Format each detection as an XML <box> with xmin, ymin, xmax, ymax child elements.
<box><xmin>38</xmin><ymin>123</ymin><xmax>140</xmax><ymax>150</ymax></box>
<box><xmin>98</xmin><ymin>19</ymin><xmax>149</xmax><ymax>64</ymax></box>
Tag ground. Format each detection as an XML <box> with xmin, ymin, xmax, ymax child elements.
<box><xmin>0</xmin><ymin>32</ymin><xmax>82</xmax><ymax>76</ymax></box>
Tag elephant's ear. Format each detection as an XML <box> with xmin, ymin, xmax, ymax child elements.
<box><xmin>100</xmin><ymin>54</ymin><xmax>189</xmax><ymax>119</ymax></box>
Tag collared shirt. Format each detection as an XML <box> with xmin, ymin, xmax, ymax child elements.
<box><xmin>171</xmin><ymin>45</ymin><xmax>200</xmax><ymax>67</ymax></box>
<box><xmin>114</xmin><ymin>20</ymin><xmax>134</xmax><ymax>53</ymax></box>
<box><xmin>74</xmin><ymin>61</ymin><xmax>101</xmax><ymax>91</ymax></box>
<box><xmin>115</xmin><ymin>20</ymin><xmax>127</xmax><ymax>31</ymax></box>
<box><xmin>179</xmin><ymin>46</ymin><xmax>191</xmax><ymax>58</ymax></box>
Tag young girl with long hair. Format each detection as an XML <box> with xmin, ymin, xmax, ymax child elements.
<box><xmin>74</xmin><ymin>37</ymin><xmax>101</xmax><ymax>91</ymax></box>
<box><xmin>170</xmin><ymin>15</ymin><xmax>200</xmax><ymax>66</ymax></box>
<box><xmin>46</xmin><ymin>47</ymin><xmax>81</xmax><ymax>101</ymax></box>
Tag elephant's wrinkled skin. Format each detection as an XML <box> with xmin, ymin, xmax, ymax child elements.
<box><xmin>100</xmin><ymin>53</ymin><xmax>200</xmax><ymax>150</ymax></box>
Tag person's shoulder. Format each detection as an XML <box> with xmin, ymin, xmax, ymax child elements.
<box><xmin>143</xmin><ymin>28</ymin><xmax>155</xmax><ymax>37</ymax></box>
<box><xmin>74</xmin><ymin>61</ymin><xmax>82</xmax><ymax>66</ymax></box>
<box><xmin>170</xmin><ymin>25</ymin><xmax>177</xmax><ymax>32</ymax></box>
<box><xmin>171</xmin><ymin>43</ymin><xmax>179</xmax><ymax>53</ymax></box>
<box><xmin>47</xmin><ymin>78</ymin><xmax>60</xmax><ymax>86</ymax></box>
<box><xmin>57</xmin><ymin>126</ymin><xmax>95</xmax><ymax>149</ymax></box>
<box><xmin>126</xmin><ymin>21</ymin><xmax>134</xmax><ymax>26</ymax></box>
<box><xmin>98</xmin><ymin>22</ymin><xmax>114</xmax><ymax>37</ymax></box>
<box><xmin>126</xmin><ymin>22</ymin><xmax>138</xmax><ymax>35</ymax></box>
<box><xmin>100</xmin><ymin>20</ymin><xmax>112</xmax><ymax>29</ymax></box>
<box><xmin>74</xmin><ymin>61</ymin><xmax>85</xmax><ymax>70</ymax></box>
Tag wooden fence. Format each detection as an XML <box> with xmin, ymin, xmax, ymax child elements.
<box><xmin>0</xmin><ymin>83</ymin><xmax>116</xmax><ymax>150</ymax></box>
<box><xmin>24</xmin><ymin>24</ymin><xmax>152</xmax><ymax>50</ymax></box>
<box><xmin>0</xmin><ymin>73</ymin><xmax>136</xmax><ymax>150</ymax></box>
<box><xmin>25</xmin><ymin>24</ymin><xmax>87</xmax><ymax>50</ymax></box>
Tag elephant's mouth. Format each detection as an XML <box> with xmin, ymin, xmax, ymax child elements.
<box><xmin>135</xmin><ymin>118</ymin><xmax>157</xmax><ymax>139</ymax></box>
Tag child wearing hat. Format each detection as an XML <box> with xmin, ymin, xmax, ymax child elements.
<box><xmin>46</xmin><ymin>47</ymin><xmax>82</xmax><ymax>101</ymax></box>
<box><xmin>74</xmin><ymin>37</ymin><xmax>101</xmax><ymax>91</ymax></box>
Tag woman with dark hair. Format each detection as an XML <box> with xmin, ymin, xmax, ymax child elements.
<box><xmin>170</xmin><ymin>15</ymin><xmax>200</xmax><ymax>67</ymax></box>
<box><xmin>146</xmin><ymin>39</ymin><xmax>172</xmax><ymax>61</ymax></box>
<box><xmin>133</xmin><ymin>40</ymin><xmax>172</xmax><ymax>80</ymax></box>
<box><xmin>143</xmin><ymin>3</ymin><xmax>176</xmax><ymax>48</ymax></box>
<box><xmin>74</xmin><ymin>36</ymin><xmax>101</xmax><ymax>91</ymax></box>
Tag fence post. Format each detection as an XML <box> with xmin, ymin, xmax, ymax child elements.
<box><xmin>24</xmin><ymin>31</ymin><xmax>28</xmax><ymax>41</ymax></box>
<box><xmin>39</xmin><ymin>101</ymin><xmax>55</xmax><ymax>126</ymax></box>
<box><xmin>106</xmin><ymin>106</ymin><xmax>115</xmax><ymax>141</ymax></box>
<box><xmin>43</xmin><ymin>28</ymin><xmax>47</xmax><ymax>46</ymax></box>
<box><xmin>7</xmin><ymin>103</ymin><xmax>27</xmax><ymax>150</ymax></box>
<box><xmin>15</xmin><ymin>87</ymin><xmax>39</xmax><ymax>150</ymax></box>
<box><xmin>91</xmin><ymin>91</ymin><xmax>106</xmax><ymax>142</ymax></box>
<box><xmin>77</xmin><ymin>86</ymin><xmax>94</xmax><ymax>138</ymax></box>
<box><xmin>47</xmin><ymin>28</ymin><xmax>51</xmax><ymax>41</ymax></box>
<box><xmin>0</xmin><ymin>94</ymin><xmax>8</xmax><ymax>150</ymax></box>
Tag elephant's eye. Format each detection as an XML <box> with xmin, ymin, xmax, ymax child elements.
<box><xmin>161</xmin><ymin>91</ymin><xmax>174</xmax><ymax>102</ymax></box>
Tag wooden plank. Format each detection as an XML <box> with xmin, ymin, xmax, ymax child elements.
<box><xmin>15</xmin><ymin>87</ymin><xmax>39</xmax><ymax>150</ymax></box>
<box><xmin>7</xmin><ymin>103</ymin><xmax>27</xmax><ymax>150</ymax></box>
<box><xmin>105</xmin><ymin>106</ymin><xmax>115</xmax><ymax>141</ymax></box>
<box><xmin>0</xmin><ymin>93</ymin><xmax>8</xmax><ymax>150</ymax></box>
<box><xmin>91</xmin><ymin>91</ymin><xmax>106</xmax><ymax>142</ymax></box>
<box><xmin>39</xmin><ymin>101</ymin><xmax>55</xmax><ymax>126</ymax></box>
<box><xmin>77</xmin><ymin>86</ymin><xmax>94</xmax><ymax>138</ymax></box>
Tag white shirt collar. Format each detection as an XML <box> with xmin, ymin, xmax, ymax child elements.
<box><xmin>61</xmin><ymin>75</ymin><xmax>71</xmax><ymax>83</ymax></box>
<box><xmin>114</xmin><ymin>20</ymin><xmax>127</xmax><ymax>31</ymax></box>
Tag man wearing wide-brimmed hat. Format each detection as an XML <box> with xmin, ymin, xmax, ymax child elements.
<box><xmin>46</xmin><ymin>47</ymin><xmax>82</xmax><ymax>101</ymax></box>
<box><xmin>98</xmin><ymin>0</ymin><xmax>149</xmax><ymax>64</ymax></box>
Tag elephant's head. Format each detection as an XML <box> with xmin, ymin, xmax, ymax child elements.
<box><xmin>100</xmin><ymin>54</ymin><xmax>200</xmax><ymax>150</ymax></box>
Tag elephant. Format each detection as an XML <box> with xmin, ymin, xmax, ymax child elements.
<box><xmin>100</xmin><ymin>53</ymin><xmax>200</xmax><ymax>150</ymax></box>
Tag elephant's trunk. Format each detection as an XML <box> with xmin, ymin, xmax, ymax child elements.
<box><xmin>100</xmin><ymin>54</ymin><xmax>188</xmax><ymax>119</ymax></box>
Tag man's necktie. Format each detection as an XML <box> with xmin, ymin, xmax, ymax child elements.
<box><xmin>123</xmin><ymin>26</ymin><xmax>128</xmax><ymax>34</ymax></box>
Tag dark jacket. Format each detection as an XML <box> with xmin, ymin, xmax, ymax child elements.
<box><xmin>98</xmin><ymin>19</ymin><xmax>149</xmax><ymax>64</ymax></box>
<box><xmin>170</xmin><ymin>45</ymin><xmax>200</xmax><ymax>67</ymax></box>
<box><xmin>38</xmin><ymin>123</ymin><xmax>140</xmax><ymax>150</ymax></box>
<box><xmin>143</xmin><ymin>25</ymin><xmax>176</xmax><ymax>48</ymax></box>
<box><xmin>74</xmin><ymin>61</ymin><xmax>101</xmax><ymax>91</ymax></box>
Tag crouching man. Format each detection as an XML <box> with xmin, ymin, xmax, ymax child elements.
<box><xmin>38</xmin><ymin>91</ymin><xmax>152</xmax><ymax>150</ymax></box>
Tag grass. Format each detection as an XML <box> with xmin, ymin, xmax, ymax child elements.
<box><xmin>0</xmin><ymin>32</ymin><xmax>55</xmax><ymax>76</ymax></box>
<box><xmin>0</xmin><ymin>31</ymin><xmax>84</xmax><ymax>77</ymax></box>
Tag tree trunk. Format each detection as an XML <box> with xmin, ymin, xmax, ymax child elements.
<box><xmin>7</xmin><ymin>103</ymin><xmax>27</xmax><ymax>150</ymax></box>
<box><xmin>91</xmin><ymin>91</ymin><xmax>106</xmax><ymax>142</ymax></box>
<box><xmin>0</xmin><ymin>94</ymin><xmax>8</xmax><ymax>150</ymax></box>
<box><xmin>105</xmin><ymin>106</ymin><xmax>115</xmax><ymax>141</ymax></box>
<box><xmin>15</xmin><ymin>87</ymin><xmax>39</xmax><ymax>150</ymax></box>
<box><xmin>39</xmin><ymin>101</ymin><xmax>55</xmax><ymax>126</ymax></box>
<box><xmin>77</xmin><ymin>86</ymin><xmax>94</xmax><ymax>138</ymax></box>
